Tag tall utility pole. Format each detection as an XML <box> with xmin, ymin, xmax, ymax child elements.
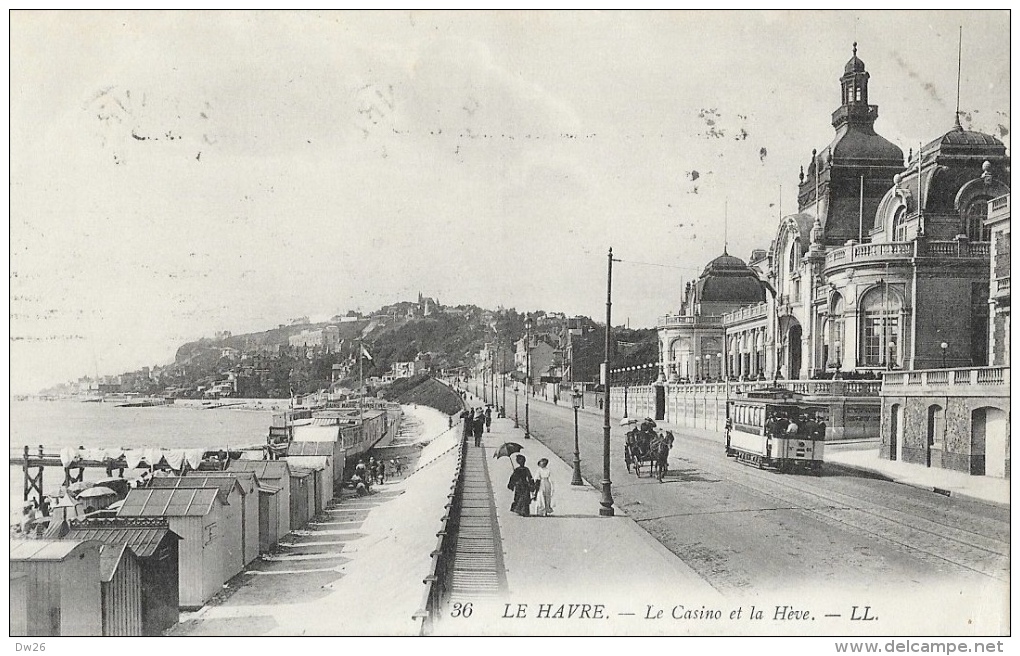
<box><xmin>600</xmin><ymin>248</ymin><xmax>616</xmax><ymax>517</ymax></box>
<box><xmin>525</xmin><ymin>316</ymin><xmax>533</xmax><ymax>439</ymax></box>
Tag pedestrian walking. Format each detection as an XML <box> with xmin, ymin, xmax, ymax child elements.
<box><xmin>507</xmin><ymin>455</ymin><xmax>534</xmax><ymax>517</ymax></box>
<box><xmin>473</xmin><ymin>409</ymin><xmax>485</xmax><ymax>447</ymax></box>
<box><xmin>484</xmin><ymin>406</ymin><xmax>492</xmax><ymax>433</ymax></box>
<box><xmin>461</xmin><ymin>408</ymin><xmax>472</xmax><ymax>442</ymax></box>
<box><xmin>378</xmin><ymin>460</ymin><xmax>386</xmax><ymax>484</ymax></box>
<box><xmin>533</xmin><ymin>458</ymin><xmax>553</xmax><ymax>516</ymax></box>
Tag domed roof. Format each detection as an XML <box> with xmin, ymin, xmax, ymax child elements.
<box><xmin>932</xmin><ymin>126</ymin><xmax>1005</xmax><ymax>148</ymax></box>
<box><xmin>844</xmin><ymin>43</ymin><xmax>866</xmax><ymax>74</ymax></box>
<box><xmin>700</xmin><ymin>252</ymin><xmax>748</xmax><ymax>277</ymax></box>
<box><xmin>695</xmin><ymin>252</ymin><xmax>767</xmax><ymax>304</ymax></box>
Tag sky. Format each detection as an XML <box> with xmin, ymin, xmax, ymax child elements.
<box><xmin>8</xmin><ymin>10</ymin><xmax>1011</xmax><ymax>393</ymax></box>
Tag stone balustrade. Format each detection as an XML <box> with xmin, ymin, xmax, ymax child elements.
<box><xmin>657</xmin><ymin>314</ymin><xmax>724</xmax><ymax>328</ymax></box>
<box><xmin>721</xmin><ymin>302</ymin><xmax>767</xmax><ymax>326</ymax></box>
<box><xmin>825</xmin><ymin>240</ymin><xmax>990</xmax><ymax>270</ymax></box>
<box><xmin>882</xmin><ymin>366</ymin><xmax>1009</xmax><ymax>395</ymax></box>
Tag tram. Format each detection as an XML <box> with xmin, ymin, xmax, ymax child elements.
<box><xmin>725</xmin><ymin>388</ymin><xmax>827</xmax><ymax>474</ymax></box>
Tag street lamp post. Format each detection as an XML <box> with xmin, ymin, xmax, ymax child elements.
<box><xmin>513</xmin><ymin>383</ymin><xmax>519</xmax><ymax>428</ymax></box>
<box><xmin>600</xmin><ymin>247</ymin><xmax>616</xmax><ymax>517</ymax></box>
<box><xmin>525</xmin><ymin>317</ymin><xmax>533</xmax><ymax>440</ymax></box>
<box><xmin>501</xmin><ymin>346</ymin><xmax>507</xmax><ymax>417</ymax></box>
<box><xmin>940</xmin><ymin>342</ymin><xmax>948</xmax><ymax>369</ymax></box>
<box><xmin>571</xmin><ymin>387</ymin><xmax>584</xmax><ymax>485</ymax></box>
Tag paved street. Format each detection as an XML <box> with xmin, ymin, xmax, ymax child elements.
<box><xmin>519</xmin><ymin>397</ymin><xmax>1009</xmax><ymax>598</ymax></box>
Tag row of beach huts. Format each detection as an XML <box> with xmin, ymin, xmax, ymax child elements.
<box><xmin>10</xmin><ymin>405</ymin><xmax>399</xmax><ymax>636</ymax></box>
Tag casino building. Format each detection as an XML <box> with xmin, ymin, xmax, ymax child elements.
<box><xmin>650</xmin><ymin>44</ymin><xmax>1009</xmax><ymax>474</ymax></box>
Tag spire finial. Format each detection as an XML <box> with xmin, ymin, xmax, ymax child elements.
<box><xmin>853</xmin><ymin>41</ymin><xmax>858</xmax><ymax>57</ymax></box>
<box><xmin>954</xmin><ymin>25</ymin><xmax>963</xmax><ymax>131</ymax></box>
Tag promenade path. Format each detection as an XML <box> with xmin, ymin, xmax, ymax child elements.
<box><xmin>171</xmin><ymin>404</ymin><xmax>459</xmax><ymax>636</ymax></box>
<box><xmin>433</xmin><ymin>392</ymin><xmax>720</xmax><ymax>636</ymax></box>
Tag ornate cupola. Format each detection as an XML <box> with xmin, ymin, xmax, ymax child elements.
<box><xmin>833</xmin><ymin>42</ymin><xmax>874</xmax><ymax>130</ymax></box>
<box><xmin>798</xmin><ymin>43</ymin><xmax>905</xmax><ymax>245</ymax></box>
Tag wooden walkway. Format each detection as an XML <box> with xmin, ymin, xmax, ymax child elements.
<box><xmin>446</xmin><ymin>444</ymin><xmax>507</xmax><ymax>600</ymax></box>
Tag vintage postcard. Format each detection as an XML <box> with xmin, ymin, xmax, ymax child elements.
<box><xmin>8</xmin><ymin>9</ymin><xmax>1011</xmax><ymax>649</ymax></box>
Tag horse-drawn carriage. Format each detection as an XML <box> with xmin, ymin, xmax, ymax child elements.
<box><xmin>623</xmin><ymin>418</ymin><xmax>674</xmax><ymax>482</ymax></box>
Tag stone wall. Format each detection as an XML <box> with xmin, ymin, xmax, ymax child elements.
<box><xmin>880</xmin><ymin>394</ymin><xmax>1010</xmax><ymax>477</ymax></box>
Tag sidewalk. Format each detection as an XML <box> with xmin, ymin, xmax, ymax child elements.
<box><xmin>523</xmin><ymin>391</ymin><xmax>1011</xmax><ymax>508</ymax></box>
<box><xmin>824</xmin><ymin>441</ymin><xmax>1011</xmax><ymax>507</ymax></box>
<box><xmin>436</xmin><ymin>392</ymin><xmax>721</xmax><ymax>636</ymax></box>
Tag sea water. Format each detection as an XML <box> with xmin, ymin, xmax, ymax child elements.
<box><xmin>9</xmin><ymin>399</ymin><xmax>275</xmax><ymax>520</ymax></box>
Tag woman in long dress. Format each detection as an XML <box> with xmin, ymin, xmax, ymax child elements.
<box><xmin>534</xmin><ymin>458</ymin><xmax>553</xmax><ymax>516</ymax></box>
<box><xmin>507</xmin><ymin>455</ymin><xmax>534</xmax><ymax>516</ymax></box>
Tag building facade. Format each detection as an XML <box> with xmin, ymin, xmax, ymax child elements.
<box><xmin>651</xmin><ymin>45</ymin><xmax>1009</xmax><ymax>471</ymax></box>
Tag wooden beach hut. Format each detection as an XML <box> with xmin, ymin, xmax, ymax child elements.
<box><xmin>288</xmin><ymin>465</ymin><xmax>314</xmax><ymax>530</ymax></box>
<box><xmin>10</xmin><ymin>539</ymin><xmax>103</xmax><ymax>636</ymax></box>
<box><xmin>286</xmin><ymin>455</ymin><xmax>331</xmax><ymax>513</ymax></box>
<box><xmin>151</xmin><ymin>476</ymin><xmax>246</xmax><ymax>577</ymax></box>
<box><xmin>195</xmin><ymin>471</ymin><xmax>261</xmax><ymax>565</ymax></box>
<box><xmin>117</xmin><ymin>488</ymin><xmax>226</xmax><ymax>610</ymax></box>
<box><xmin>99</xmin><ymin>544</ymin><xmax>143</xmax><ymax>636</ymax></box>
<box><xmin>228</xmin><ymin>460</ymin><xmax>291</xmax><ymax>542</ymax></box>
<box><xmin>256</xmin><ymin>483</ymin><xmax>281</xmax><ymax>553</ymax></box>
<box><xmin>64</xmin><ymin>517</ymin><xmax>181</xmax><ymax>636</ymax></box>
<box><xmin>287</xmin><ymin>440</ymin><xmax>342</xmax><ymax>493</ymax></box>
<box><xmin>10</xmin><ymin>572</ymin><xmax>28</xmax><ymax>636</ymax></box>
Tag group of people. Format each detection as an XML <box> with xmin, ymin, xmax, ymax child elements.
<box><xmin>351</xmin><ymin>456</ymin><xmax>392</xmax><ymax>496</ymax></box>
<box><xmin>461</xmin><ymin>406</ymin><xmax>492</xmax><ymax>447</ymax></box>
<box><xmin>765</xmin><ymin>413</ymin><xmax>827</xmax><ymax>440</ymax></box>
<box><xmin>507</xmin><ymin>455</ymin><xmax>553</xmax><ymax>517</ymax></box>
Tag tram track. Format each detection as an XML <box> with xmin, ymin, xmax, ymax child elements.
<box><xmin>524</xmin><ymin>402</ymin><xmax>1009</xmax><ymax>592</ymax></box>
<box><xmin>668</xmin><ymin>453</ymin><xmax>1010</xmax><ymax>583</ymax></box>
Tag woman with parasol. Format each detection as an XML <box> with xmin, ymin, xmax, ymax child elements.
<box><xmin>507</xmin><ymin>454</ymin><xmax>534</xmax><ymax>517</ymax></box>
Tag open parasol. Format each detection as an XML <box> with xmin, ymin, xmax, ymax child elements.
<box><xmin>620</xmin><ymin>418</ymin><xmax>638</xmax><ymax>427</ymax></box>
<box><xmin>77</xmin><ymin>486</ymin><xmax>117</xmax><ymax>499</ymax></box>
<box><xmin>493</xmin><ymin>442</ymin><xmax>524</xmax><ymax>460</ymax></box>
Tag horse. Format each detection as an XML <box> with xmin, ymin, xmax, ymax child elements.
<box><xmin>649</xmin><ymin>431</ymin><xmax>674</xmax><ymax>482</ymax></box>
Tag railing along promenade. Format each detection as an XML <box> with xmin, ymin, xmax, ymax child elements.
<box><xmin>412</xmin><ymin>381</ymin><xmax>469</xmax><ymax>636</ymax></box>
<box><xmin>620</xmin><ymin>378</ymin><xmax>882</xmax><ymax>398</ymax></box>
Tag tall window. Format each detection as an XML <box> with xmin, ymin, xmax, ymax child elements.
<box><xmin>892</xmin><ymin>207</ymin><xmax>909</xmax><ymax>242</ymax></box>
<box><xmin>964</xmin><ymin>199</ymin><xmax>991</xmax><ymax>241</ymax></box>
<box><xmin>825</xmin><ymin>295</ymin><xmax>845</xmax><ymax>367</ymax></box>
<box><xmin>860</xmin><ymin>286</ymin><xmax>901</xmax><ymax>367</ymax></box>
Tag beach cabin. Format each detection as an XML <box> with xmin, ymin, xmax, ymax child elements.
<box><xmin>99</xmin><ymin>545</ymin><xmax>143</xmax><ymax>636</ymax></box>
<box><xmin>10</xmin><ymin>572</ymin><xmax>28</xmax><ymax>636</ymax></box>
<box><xmin>286</xmin><ymin>455</ymin><xmax>331</xmax><ymax>513</ymax></box>
<box><xmin>64</xmin><ymin>517</ymin><xmax>181</xmax><ymax>636</ymax></box>
<box><xmin>256</xmin><ymin>483</ymin><xmax>282</xmax><ymax>552</ymax></box>
<box><xmin>228</xmin><ymin>460</ymin><xmax>292</xmax><ymax>542</ymax></box>
<box><xmin>117</xmin><ymin>488</ymin><xmax>226</xmax><ymax>610</ymax></box>
<box><xmin>196</xmin><ymin>471</ymin><xmax>261</xmax><ymax>565</ymax></box>
<box><xmin>288</xmin><ymin>465</ymin><xmax>314</xmax><ymax>530</ymax></box>
<box><xmin>288</xmin><ymin>440</ymin><xmax>342</xmax><ymax>493</ymax></box>
<box><xmin>10</xmin><ymin>539</ymin><xmax>103</xmax><ymax>636</ymax></box>
<box><xmin>151</xmin><ymin>476</ymin><xmax>246</xmax><ymax>577</ymax></box>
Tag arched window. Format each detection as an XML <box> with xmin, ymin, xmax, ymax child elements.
<box><xmin>859</xmin><ymin>286</ymin><xmax>901</xmax><ymax>367</ymax></box>
<box><xmin>787</xmin><ymin>239</ymin><xmax>801</xmax><ymax>273</ymax></box>
<box><xmin>825</xmin><ymin>294</ymin><xmax>845</xmax><ymax>367</ymax></box>
<box><xmin>964</xmin><ymin>199</ymin><xmax>991</xmax><ymax>241</ymax></box>
<box><xmin>892</xmin><ymin>207</ymin><xmax>909</xmax><ymax>242</ymax></box>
